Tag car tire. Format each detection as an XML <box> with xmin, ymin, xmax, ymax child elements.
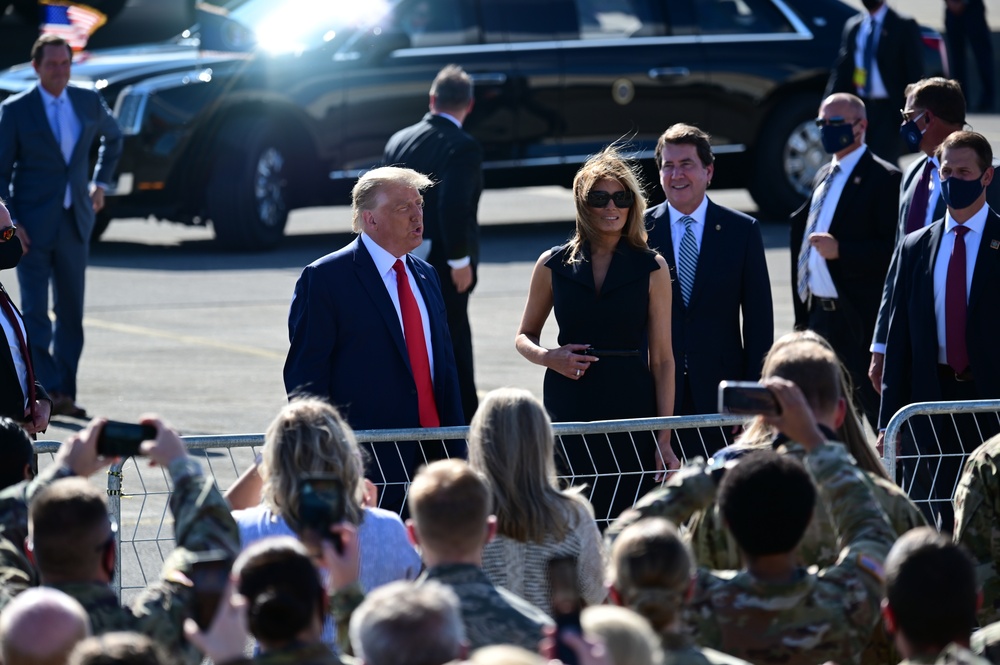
<box><xmin>91</xmin><ymin>210</ymin><xmax>111</xmax><ymax>242</ymax></box>
<box><xmin>749</xmin><ymin>94</ymin><xmax>825</xmax><ymax>220</ymax></box>
<box><xmin>13</xmin><ymin>0</ymin><xmax>128</xmax><ymax>24</ymax></box>
<box><xmin>207</xmin><ymin>118</ymin><xmax>290</xmax><ymax>251</ymax></box>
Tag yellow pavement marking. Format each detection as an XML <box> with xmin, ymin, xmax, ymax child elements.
<box><xmin>84</xmin><ymin>317</ymin><xmax>285</xmax><ymax>360</ymax></box>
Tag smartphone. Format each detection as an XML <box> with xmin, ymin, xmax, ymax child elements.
<box><xmin>97</xmin><ymin>421</ymin><xmax>157</xmax><ymax>457</ymax></box>
<box><xmin>548</xmin><ymin>556</ymin><xmax>582</xmax><ymax>665</ymax></box>
<box><xmin>297</xmin><ymin>475</ymin><xmax>345</xmax><ymax>555</ymax></box>
<box><xmin>718</xmin><ymin>381</ymin><xmax>781</xmax><ymax>416</ymax></box>
<box><xmin>188</xmin><ymin>551</ymin><xmax>234</xmax><ymax>630</ymax></box>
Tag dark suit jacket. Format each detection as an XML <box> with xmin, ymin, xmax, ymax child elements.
<box><xmin>879</xmin><ymin>207</ymin><xmax>1000</xmax><ymax>429</ymax></box>
<box><xmin>0</xmin><ymin>286</ymin><xmax>47</xmax><ymax>423</ymax></box>
<box><xmin>383</xmin><ymin>113</ymin><xmax>482</xmax><ymax>270</ymax></box>
<box><xmin>790</xmin><ymin>149</ymin><xmax>900</xmax><ymax>346</ymax></box>
<box><xmin>0</xmin><ymin>84</ymin><xmax>122</xmax><ymax>247</ymax></box>
<box><xmin>645</xmin><ymin>199</ymin><xmax>774</xmax><ymax>414</ymax></box>
<box><xmin>873</xmin><ymin>157</ymin><xmax>1000</xmax><ymax>349</ymax></box>
<box><xmin>283</xmin><ymin>236</ymin><xmax>464</xmax><ymax>431</ymax></box>
<box><xmin>826</xmin><ymin>7</ymin><xmax>923</xmax><ymax>104</ymax></box>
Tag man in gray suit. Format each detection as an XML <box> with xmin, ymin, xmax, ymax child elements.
<box><xmin>0</xmin><ymin>35</ymin><xmax>122</xmax><ymax>417</ymax></box>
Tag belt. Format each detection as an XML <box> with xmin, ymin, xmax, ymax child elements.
<box><xmin>811</xmin><ymin>296</ymin><xmax>838</xmax><ymax>312</ymax></box>
<box><xmin>938</xmin><ymin>364</ymin><xmax>974</xmax><ymax>382</ymax></box>
<box><xmin>585</xmin><ymin>348</ymin><xmax>641</xmax><ymax>358</ymax></box>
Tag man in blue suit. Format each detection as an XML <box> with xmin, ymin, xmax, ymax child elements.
<box><xmin>284</xmin><ymin>166</ymin><xmax>464</xmax><ymax>512</ymax></box>
<box><xmin>645</xmin><ymin>124</ymin><xmax>773</xmax><ymax>459</ymax></box>
<box><xmin>0</xmin><ymin>35</ymin><xmax>122</xmax><ymax>418</ymax></box>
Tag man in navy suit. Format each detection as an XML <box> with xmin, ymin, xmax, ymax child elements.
<box><xmin>0</xmin><ymin>35</ymin><xmax>122</xmax><ymax>419</ymax></box>
<box><xmin>791</xmin><ymin>93</ymin><xmax>899</xmax><ymax>430</ymax></box>
<box><xmin>645</xmin><ymin>124</ymin><xmax>773</xmax><ymax>459</ymax></box>
<box><xmin>284</xmin><ymin>166</ymin><xmax>464</xmax><ymax>511</ymax></box>
<box><xmin>879</xmin><ymin>131</ymin><xmax>1000</xmax><ymax>530</ymax></box>
<box><xmin>383</xmin><ymin>65</ymin><xmax>483</xmax><ymax>424</ymax></box>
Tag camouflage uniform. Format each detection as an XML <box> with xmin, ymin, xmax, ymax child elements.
<box><xmin>971</xmin><ymin>620</ymin><xmax>1000</xmax><ymax>663</ymax></box>
<box><xmin>661</xmin><ymin>632</ymin><xmax>752</xmax><ymax>665</ymax></box>
<box><xmin>224</xmin><ymin>641</ymin><xmax>344</xmax><ymax>665</ymax></box>
<box><xmin>0</xmin><ymin>456</ymin><xmax>240</xmax><ymax>665</ymax></box>
<box><xmin>419</xmin><ymin>563</ymin><xmax>554</xmax><ymax>652</ymax></box>
<box><xmin>900</xmin><ymin>644</ymin><xmax>993</xmax><ymax>665</ymax></box>
<box><xmin>954</xmin><ymin>435</ymin><xmax>1000</xmax><ymax>627</ymax></box>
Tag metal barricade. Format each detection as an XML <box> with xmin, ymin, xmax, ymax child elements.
<box><xmin>883</xmin><ymin>399</ymin><xmax>1000</xmax><ymax>525</ymax></box>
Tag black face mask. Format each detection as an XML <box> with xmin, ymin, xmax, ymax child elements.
<box><xmin>0</xmin><ymin>237</ymin><xmax>23</xmax><ymax>271</ymax></box>
<box><xmin>861</xmin><ymin>0</ymin><xmax>883</xmax><ymax>10</ymax></box>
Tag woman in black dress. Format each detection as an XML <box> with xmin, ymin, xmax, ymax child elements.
<box><xmin>515</xmin><ymin>147</ymin><xmax>676</xmax><ymax>524</ymax></box>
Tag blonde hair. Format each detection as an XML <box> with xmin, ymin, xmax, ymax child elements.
<box><xmin>609</xmin><ymin>518</ymin><xmax>691</xmax><ymax>635</ymax></box>
<box><xmin>581</xmin><ymin>606</ymin><xmax>664</xmax><ymax>665</ymax></box>
<box><xmin>351</xmin><ymin>166</ymin><xmax>434</xmax><ymax>233</ymax></box>
<box><xmin>261</xmin><ymin>398</ymin><xmax>365</xmax><ymax>529</ymax></box>
<box><xmin>567</xmin><ymin>145</ymin><xmax>649</xmax><ymax>264</ymax></box>
<box><xmin>468</xmin><ymin>388</ymin><xmax>588</xmax><ymax>542</ymax></box>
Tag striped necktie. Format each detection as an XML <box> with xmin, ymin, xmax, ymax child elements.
<box><xmin>796</xmin><ymin>164</ymin><xmax>840</xmax><ymax>303</ymax></box>
<box><xmin>677</xmin><ymin>215</ymin><xmax>698</xmax><ymax>306</ymax></box>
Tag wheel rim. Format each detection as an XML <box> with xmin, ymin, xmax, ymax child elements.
<box><xmin>254</xmin><ymin>147</ymin><xmax>287</xmax><ymax>229</ymax></box>
<box><xmin>782</xmin><ymin>119</ymin><xmax>826</xmax><ymax>198</ymax></box>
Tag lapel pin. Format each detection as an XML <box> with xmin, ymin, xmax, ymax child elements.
<box><xmin>991</xmin><ymin>240</ymin><xmax>999</xmax><ymax>250</ymax></box>
<box><xmin>715</xmin><ymin>224</ymin><xmax>721</xmax><ymax>231</ymax></box>
<box><xmin>853</xmin><ymin>176</ymin><xmax>862</xmax><ymax>185</ymax></box>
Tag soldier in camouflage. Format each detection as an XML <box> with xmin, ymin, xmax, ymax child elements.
<box><xmin>884</xmin><ymin>527</ymin><xmax>990</xmax><ymax>665</ymax></box>
<box><xmin>954</xmin><ymin>433</ymin><xmax>1000</xmax><ymax>627</ymax></box>
<box><xmin>0</xmin><ymin>417</ymin><xmax>240</xmax><ymax>665</ymax></box>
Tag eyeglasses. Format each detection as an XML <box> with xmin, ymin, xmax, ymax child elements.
<box><xmin>900</xmin><ymin>108</ymin><xmax>926</xmax><ymax>123</ymax></box>
<box><xmin>814</xmin><ymin>116</ymin><xmax>859</xmax><ymax>127</ymax></box>
<box><xmin>0</xmin><ymin>226</ymin><xmax>16</xmax><ymax>242</ymax></box>
<box><xmin>586</xmin><ymin>190</ymin><xmax>634</xmax><ymax>208</ymax></box>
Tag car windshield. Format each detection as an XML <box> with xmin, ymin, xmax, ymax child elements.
<box><xmin>179</xmin><ymin>0</ymin><xmax>398</xmax><ymax>53</ymax></box>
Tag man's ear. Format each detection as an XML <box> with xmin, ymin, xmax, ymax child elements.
<box><xmin>686</xmin><ymin>575</ymin><xmax>697</xmax><ymax>603</ymax></box>
<box><xmin>405</xmin><ymin>519</ymin><xmax>420</xmax><ymax>547</ymax></box>
<box><xmin>833</xmin><ymin>397</ymin><xmax>847</xmax><ymax>429</ymax></box>
<box><xmin>22</xmin><ymin>462</ymin><xmax>34</xmax><ymax>482</ymax></box>
<box><xmin>23</xmin><ymin>535</ymin><xmax>35</xmax><ymax>566</ymax></box>
<box><xmin>484</xmin><ymin>515</ymin><xmax>497</xmax><ymax>545</ymax></box>
<box><xmin>362</xmin><ymin>209</ymin><xmax>376</xmax><ymax>229</ymax></box>
<box><xmin>982</xmin><ymin>165</ymin><xmax>994</xmax><ymax>188</ymax></box>
<box><xmin>607</xmin><ymin>583</ymin><xmax>623</xmax><ymax>606</ymax></box>
<box><xmin>881</xmin><ymin>598</ymin><xmax>897</xmax><ymax>635</ymax></box>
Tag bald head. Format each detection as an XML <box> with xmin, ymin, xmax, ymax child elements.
<box><xmin>0</xmin><ymin>587</ymin><xmax>91</xmax><ymax>665</ymax></box>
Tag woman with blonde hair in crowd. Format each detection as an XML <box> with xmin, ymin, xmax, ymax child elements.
<box><xmin>225</xmin><ymin>398</ymin><xmax>420</xmax><ymax>645</ymax></box>
<box><xmin>581</xmin><ymin>605</ymin><xmax>664</xmax><ymax>665</ymax></box>
<box><xmin>469</xmin><ymin>387</ymin><xmax>607</xmax><ymax>615</ymax></box>
<box><xmin>608</xmin><ymin>517</ymin><xmax>749</xmax><ymax>665</ymax></box>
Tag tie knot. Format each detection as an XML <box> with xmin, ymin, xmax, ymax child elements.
<box><xmin>392</xmin><ymin>259</ymin><xmax>405</xmax><ymax>275</ymax></box>
<box><xmin>954</xmin><ymin>225</ymin><xmax>971</xmax><ymax>238</ymax></box>
<box><xmin>680</xmin><ymin>215</ymin><xmax>695</xmax><ymax>229</ymax></box>
<box><xmin>829</xmin><ymin>163</ymin><xmax>841</xmax><ymax>176</ymax></box>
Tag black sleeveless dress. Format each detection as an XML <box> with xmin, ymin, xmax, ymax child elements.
<box><xmin>543</xmin><ymin>239</ymin><xmax>661</xmax><ymax>524</ymax></box>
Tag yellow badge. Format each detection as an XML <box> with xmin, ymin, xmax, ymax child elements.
<box><xmin>853</xmin><ymin>67</ymin><xmax>868</xmax><ymax>90</ymax></box>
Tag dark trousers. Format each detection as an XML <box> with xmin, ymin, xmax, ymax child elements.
<box><xmin>672</xmin><ymin>374</ymin><xmax>732</xmax><ymax>461</ymax></box>
<box><xmin>946</xmin><ymin>2</ymin><xmax>995</xmax><ymax>111</ymax></box>
<box><xmin>807</xmin><ymin>299</ymin><xmax>880</xmax><ymax>431</ymax></box>
<box><xmin>434</xmin><ymin>262</ymin><xmax>478</xmax><ymax>424</ymax></box>
<box><xmin>364</xmin><ymin>437</ymin><xmax>467</xmax><ymax>517</ymax></box>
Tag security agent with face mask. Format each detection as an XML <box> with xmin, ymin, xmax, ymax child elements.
<box><xmin>878</xmin><ymin>130</ymin><xmax>1000</xmax><ymax>531</ymax></box>
<box><xmin>0</xmin><ymin>201</ymin><xmax>49</xmax><ymax>435</ymax></box>
<box><xmin>790</xmin><ymin>93</ymin><xmax>899</xmax><ymax>430</ymax></box>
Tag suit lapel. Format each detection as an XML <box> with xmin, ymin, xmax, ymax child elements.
<box><xmin>352</xmin><ymin>238</ymin><xmax>410</xmax><ymax>369</ymax></box>
<box><xmin>969</xmin><ymin>210</ymin><xmax>1000</xmax><ymax>312</ymax></box>
<box><xmin>828</xmin><ymin>155</ymin><xmax>867</xmax><ymax>239</ymax></box>
<box><xmin>28</xmin><ymin>86</ymin><xmax>62</xmax><ymax>154</ymax></box>
<box><xmin>689</xmin><ymin>201</ymin><xmax>722</xmax><ymax>307</ymax></box>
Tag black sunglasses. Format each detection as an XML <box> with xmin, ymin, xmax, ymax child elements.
<box><xmin>814</xmin><ymin>116</ymin><xmax>860</xmax><ymax>127</ymax></box>
<box><xmin>0</xmin><ymin>226</ymin><xmax>16</xmax><ymax>242</ymax></box>
<box><xmin>586</xmin><ymin>190</ymin><xmax>634</xmax><ymax>208</ymax></box>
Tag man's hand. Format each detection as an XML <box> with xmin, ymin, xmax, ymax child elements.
<box><xmin>318</xmin><ymin>522</ymin><xmax>360</xmax><ymax>592</ymax></box>
<box><xmin>808</xmin><ymin>233</ymin><xmax>839</xmax><ymax>259</ymax></box>
<box><xmin>876</xmin><ymin>430</ymin><xmax>886</xmax><ymax>457</ymax></box>
<box><xmin>868</xmin><ymin>352</ymin><xmax>884</xmax><ymax>394</ymax></box>
<box><xmin>53</xmin><ymin>417</ymin><xmax>114</xmax><ymax>476</ymax></box>
<box><xmin>23</xmin><ymin>399</ymin><xmax>51</xmax><ymax>435</ymax></box>
<box><xmin>451</xmin><ymin>264</ymin><xmax>473</xmax><ymax>293</ymax></box>
<box><xmin>89</xmin><ymin>185</ymin><xmax>105</xmax><ymax>213</ymax></box>
<box><xmin>138</xmin><ymin>416</ymin><xmax>186</xmax><ymax>467</ymax></box>
<box><xmin>13</xmin><ymin>225</ymin><xmax>29</xmax><ymax>255</ymax></box>
<box><xmin>184</xmin><ymin>579</ymin><xmax>249</xmax><ymax>664</ymax></box>
<box><xmin>761</xmin><ymin>377</ymin><xmax>826</xmax><ymax>452</ymax></box>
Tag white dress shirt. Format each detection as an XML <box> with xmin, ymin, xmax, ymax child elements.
<box><xmin>805</xmin><ymin>145</ymin><xmax>867</xmax><ymax>298</ymax></box>
<box><xmin>853</xmin><ymin>3</ymin><xmax>889</xmax><ymax>99</ymax></box>
<box><xmin>361</xmin><ymin>232</ymin><xmax>435</xmax><ymax>376</ymax></box>
<box><xmin>0</xmin><ymin>302</ymin><xmax>30</xmax><ymax>410</ymax></box>
<box><xmin>38</xmin><ymin>85</ymin><xmax>80</xmax><ymax>158</ymax></box>
<box><xmin>667</xmin><ymin>195</ymin><xmax>709</xmax><ymax>264</ymax></box>
<box><xmin>933</xmin><ymin>203</ymin><xmax>989</xmax><ymax>364</ymax></box>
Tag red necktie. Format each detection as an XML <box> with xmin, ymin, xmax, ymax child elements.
<box><xmin>905</xmin><ymin>160</ymin><xmax>935</xmax><ymax>234</ymax></box>
<box><xmin>0</xmin><ymin>289</ymin><xmax>36</xmax><ymax>423</ymax></box>
<box><xmin>392</xmin><ymin>260</ymin><xmax>439</xmax><ymax>428</ymax></box>
<box><xmin>945</xmin><ymin>225</ymin><xmax>971</xmax><ymax>374</ymax></box>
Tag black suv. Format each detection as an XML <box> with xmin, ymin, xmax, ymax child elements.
<box><xmin>0</xmin><ymin>0</ymin><xmax>946</xmax><ymax>249</ymax></box>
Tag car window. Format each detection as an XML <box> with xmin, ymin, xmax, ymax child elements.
<box><xmin>574</xmin><ymin>0</ymin><xmax>665</xmax><ymax>39</ymax></box>
<box><xmin>693</xmin><ymin>0</ymin><xmax>794</xmax><ymax>35</ymax></box>
<box><xmin>393</xmin><ymin>0</ymin><xmax>479</xmax><ymax>47</ymax></box>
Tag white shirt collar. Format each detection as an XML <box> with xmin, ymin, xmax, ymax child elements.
<box><xmin>667</xmin><ymin>196</ymin><xmax>709</xmax><ymax>226</ymax></box>
<box><xmin>435</xmin><ymin>112</ymin><xmax>462</xmax><ymax>128</ymax></box>
<box><xmin>945</xmin><ymin>201</ymin><xmax>990</xmax><ymax>237</ymax></box>
<box><xmin>832</xmin><ymin>144</ymin><xmax>867</xmax><ymax>175</ymax></box>
<box><xmin>37</xmin><ymin>84</ymin><xmax>67</xmax><ymax>105</ymax></box>
<box><xmin>360</xmin><ymin>232</ymin><xmax>406</xmax><ymax>277</ymax></box>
